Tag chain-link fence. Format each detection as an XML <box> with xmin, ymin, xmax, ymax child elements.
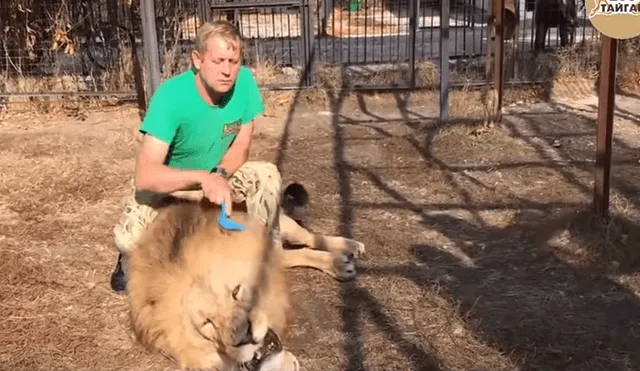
<box><xmin>0</xmin><ymin>0</ymin><xmax>605</xmax><ymax>98</ymax></box>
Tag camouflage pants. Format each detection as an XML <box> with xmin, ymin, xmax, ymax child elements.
<box><xmin>112</xmin><ymin>161</ymin><xmax>283</xmax><ymax>265</ymax></box>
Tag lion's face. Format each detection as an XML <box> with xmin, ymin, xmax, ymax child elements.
<box><xmin>200</xmin><ymin>282</ymin><xmax>271</xmax><ymax>365</ymax></box>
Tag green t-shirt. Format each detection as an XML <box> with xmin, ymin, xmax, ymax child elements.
<box><xmin>139</xmin><ymin>65</ymin><xmax>264</xmax><ymax>171</ymax></box>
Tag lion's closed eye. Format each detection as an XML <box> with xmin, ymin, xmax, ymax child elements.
<box><xmin>231</xmin><ymin>283</ymin><xmax>254</xmax><ymax>307</ymax></box>
<box><xmin>232</xmin><ymin>284</ymin><xmax>241</xmax><ymax>300</ymax></box>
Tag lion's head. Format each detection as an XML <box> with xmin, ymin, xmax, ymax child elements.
<box><xmin>127</xmin><ymin>201</ymin><xmax>292</xmax><ymax>370</ymax></box>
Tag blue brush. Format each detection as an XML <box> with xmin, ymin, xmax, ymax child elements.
<box><xmin>217</xmin><ymin>202</ymin><xmax>247</xmax><ymax>231</ymax></box>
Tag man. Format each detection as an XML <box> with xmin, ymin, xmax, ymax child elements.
<box><xmin>110</xmin><ymin>20</ymin><xmax>282</xmax><ymax>294</ymax></box>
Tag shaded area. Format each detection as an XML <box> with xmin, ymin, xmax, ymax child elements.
<box><xmin>2</xmin><ymin>93</ymin><xmax>640</xmax><ymax>370</ymax></box>
<box><xmin>277</xmin><ymin>94</ymin><xmax>640</xmax><ymax>370</ymax></box>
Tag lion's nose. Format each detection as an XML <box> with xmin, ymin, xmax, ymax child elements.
<box><xmin>234</xmin><ymin>320</ymin><xmax>256</xmax><ymax>347</ymax></box>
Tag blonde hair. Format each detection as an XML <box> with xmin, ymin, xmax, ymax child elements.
<box><xmin>193</xmin><ymin>20</ymin><xmax>243</xmax><ymax>55</ymax></box>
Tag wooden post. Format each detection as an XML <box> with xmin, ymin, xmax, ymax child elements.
<box><xmin>593</xmin><ymin>36</ymin><xmax>618</xmax><ymax>219</ymax></box>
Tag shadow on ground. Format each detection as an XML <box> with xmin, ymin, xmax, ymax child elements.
<box><xmin>276</xmin><ymin>88</ymin><xmax>640</xmax><ymax>370</ymax></box>
<box><xmin>2</xmin><ymin>87</ymin><xmax>640</xmax><ymax>371</ymax></box>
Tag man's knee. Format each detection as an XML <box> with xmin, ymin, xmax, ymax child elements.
<box><xmin>231</xmin><ymin>161</ymin><xmax>282</xmax><ymax>198</ymax></box>
<box><xmin>112</xmin><ymin>194</ymin><xmax>158</xmax><ymax>255</ymax></box>
<box><xmin>243</xmin><ymin>160</ymin><xmax>282</xmax><ymax>185</ymax></box>
<box><xmin>257</xmin><ymin>161</ymin><xmax>282</xmax><ymax>193</ymax></box>
<box><xmin>232</xmin><ymin>161</ymin><xmax>283</xmax><ymax>228</ymax></box>
<box><xmin>255</xmin><ymin>161</ymin><xmax>280</xmax><ymax>178</ymax></box>
<box><xmin>114</xmin><ymin>229</ymin><xmax>135</xmax><ymax>255</ymax></box>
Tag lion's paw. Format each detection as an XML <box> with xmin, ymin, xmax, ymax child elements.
<box><xmin>346</xmin><ymin>239</ymin><xmax>366</xmax><ymax>257</ymax></box>
<box><xmin>256</xmin><ymin>350</ymin><xmax>299</xmax><ymax>371</ymax></box>
<box><xmin>281</xmin><ymin>351</ymin><xmax>300</xmax><ymax>371</ymax></box>
<box><xmin>327</xmin><ymin>237</ymin><xmax>365</xmax><ymax>259</ymax></box>
<box><xmin>331</xmin><ymin>251</ymin><xmax>356</xmax><ymax>281</ymax></box>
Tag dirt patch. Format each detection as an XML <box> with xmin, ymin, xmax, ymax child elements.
<box><xmin>2</xmin><ymin>95</ymin><xmax>640</xmax><ymax>371</ymax></box>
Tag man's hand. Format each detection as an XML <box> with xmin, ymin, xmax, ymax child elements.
<box><xmin>200</xmin><ymin>173</ymin><xmax>233</xmax><ymax>215</ymax></box>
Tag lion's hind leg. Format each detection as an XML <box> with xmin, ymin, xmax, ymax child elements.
<box><xmin>280</xmin><ymin>248</ymin><xmax>356</xmax><ymax>281</ymax></box>
<box><xmin>279</xmin><ymin>213</ymin><xmax>365</xmax><ymax>258</ymax></box>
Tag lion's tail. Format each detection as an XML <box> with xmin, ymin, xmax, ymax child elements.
<box><xmin>281</xmin><ymin>182</ymin><xmax>309</xmax><ymax>224</ymax></box>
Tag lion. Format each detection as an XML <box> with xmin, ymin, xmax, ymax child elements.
<box><xmin>127</xmin><ymin>199</ymin><xmax>300</xmax><ymax>371</ymax></box>
<box><xmin>126</xmin><ymin>182</ymin><xmax>366</xmax><ymax>370</ymax></box>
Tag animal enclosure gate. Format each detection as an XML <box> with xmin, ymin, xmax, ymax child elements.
<box><xmin>0</xmin><ymin>0</ymin><xmax>601</xmax><ymax>98</ymax></box>
<box><xmin>206</xmin><ymin>0</ymin><xmax>316</xmax><ymax>87</ymax></box>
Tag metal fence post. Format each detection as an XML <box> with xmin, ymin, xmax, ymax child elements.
<box><xmin>408</xmin><ymin>0</ymin><xmax>418</xmax><ymax>88</ymax></box>
<box><xmin>491</xmin><ymin>0</ymin><xmax>505</xmax><ymax>122</ymax></box>
<box><xmin>198</xmin><ymin>0</ymin><xmax>211</xmax><ymax>24</ymax></box>
<box><xmin>140</xmin><ymin>0</ymin><xmax>162</xmax><ymax>102</ymax></box>
<box><xmin>300</xmin><ymin>0</ymin><xmax>315</xmax><ymax>87</ymax></box>
<box><xmin>439</xmin><ymin>0</ymin><xmax>450</xmax><ymax>122</ymax></box>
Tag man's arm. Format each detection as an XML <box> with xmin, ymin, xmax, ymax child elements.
<box><xmin>134</xmin><ymin>134</ymin><xmax>209</xmax><ymax>194</ymax></box>
<box><xmin>133</xmin><ymin>81</ymin><xmax>209</xmax><ymax>194</ymax></box>
<box><xmin>216</xmin><ymin>121</ymin><xmax>254</xmax><ymax>175</ymax></box>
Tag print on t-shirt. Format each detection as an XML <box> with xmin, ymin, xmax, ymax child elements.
<box><xmin>223</xmin><ymin>119</ymin><xmax>242</xmax><ymax>140</ymax></box>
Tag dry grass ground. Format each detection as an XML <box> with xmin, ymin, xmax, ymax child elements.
<box><xmin>2</xmin><ymin>84</ymin><xmax>640</xmax><ymax>371</ymax></box>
